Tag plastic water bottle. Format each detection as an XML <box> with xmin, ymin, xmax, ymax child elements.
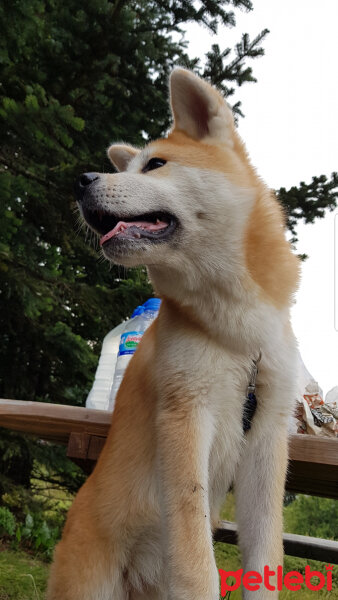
<box><xmin>85</xmin><ymin>319</ymin><xmax>127</xmax><ymax>411</ymax></box>
<box><xmin>108</xmin><ymin>305</ymin><xmax>146</xmax><ymax>409</ymax></box>
<box><xmin>86</xmin><ymin>305</ymin><xmax>144</xmax><ymax>410</ymax></box>
<box><xmin>108</xmin><ymin>298</ymin><xmax>161</xmax><ymax>409</ymax></box>
<box><xmin>142</xmin><ymin>298</ymin><xmax>162</xmax><ymax>328</ymax></box>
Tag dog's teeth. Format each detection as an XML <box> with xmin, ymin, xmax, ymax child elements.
<box><xmin>134</xmin><ymin>232</ymin><xmax>141</xmax><ymax>238</ymax></box>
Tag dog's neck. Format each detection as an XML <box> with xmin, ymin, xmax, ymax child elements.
<box><xmin>148</xmin><ymin>264</ymin><xmax>289</xmax><ymax>357</ymax></box>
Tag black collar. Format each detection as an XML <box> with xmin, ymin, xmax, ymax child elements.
<box><xmin>242</xmin><ymin>352</ymin><xmax>261</xmax><ymax>433</ymax></box>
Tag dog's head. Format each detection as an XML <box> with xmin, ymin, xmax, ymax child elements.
<box><xmin>76</xmin><ymin>68</ymin><xmax>299</xmax><ymax>307</ymax></box>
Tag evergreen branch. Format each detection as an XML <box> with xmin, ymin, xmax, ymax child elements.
<box><xmin>0</xmin><ymin>154</ymin><xmax>57</xmax><ymax>188</ymax></box>
<box><xmin>109</xmin><ymin>0</ymin><xmax>128</xmax><ymax>20</ymax></box>
<box><xmin>31</xmin><ymin>485</ymin><xmax>71</xmax><ymax>494</ymax></box>
<box><xmin>277</xmin><ymin>172</ymin><xmax>338</xmax><ymax>242</ymax></box>
<box><xmin>202</xmin><ymin>29</ymin><xmax>269</xmax><ymax>99</ymax></box>
<box><xmin>228</xmin><ymin>29</ymin><xmax>269</xmax><ymax>72</ymax></box>
<box><xmin>5</xmin><ymin>257</ymin><xmax>65</xmax><ymax>286</ymax></box>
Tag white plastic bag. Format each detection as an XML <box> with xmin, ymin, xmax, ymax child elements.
<box><xmin>292</xmin><ymin>353</ymin><xmax>337</xmax><ymax>437</ymax></box>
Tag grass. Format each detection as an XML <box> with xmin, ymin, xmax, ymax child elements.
<box><xmin>0</xmin><ymin>548</ymin><xmax>48</xmax><ymax>600</ymax></box>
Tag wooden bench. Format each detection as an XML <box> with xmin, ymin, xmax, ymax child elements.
<box><xmin>1</xmin><ymin>398</ymin><xmax>337</xmax><ymax>563</ymax></box>
<box><xmin>1</xmin><ymin>399</ymin><xmax>336</xmax><ymax>498</ymax></box>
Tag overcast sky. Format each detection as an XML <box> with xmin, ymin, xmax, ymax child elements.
<box><xmin>186</xmin><ymin>0</ymin><xmax>338</xmax><ymax>396</ymax></box>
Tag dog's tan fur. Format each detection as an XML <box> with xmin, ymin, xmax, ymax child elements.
<box><xmin>47</xmin><ymin>68</ymin><xmax>300</xmax><ymax>599</ymax></box>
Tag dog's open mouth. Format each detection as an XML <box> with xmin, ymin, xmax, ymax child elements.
<box><xmin>82</xmin><ymin>208</ymin><xmax>177</xmax><ymax>246</ymax></box>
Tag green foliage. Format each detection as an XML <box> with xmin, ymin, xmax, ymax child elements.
<box><xmin>0</xmin><ymin>429</ymin><xmax>34</xmax><ymax>489</ymax></box>
<box><xmin>284</xmin><ymin>495</ymin><xmax>338</xmax><ymax>540</ymax></box>
<box><xmin>0</xmin><ymin>507</ymin><xmax>58</xmax><ymax>560</ymax></box>
<box><xmin>204</xmin><ymin>29</ymin><xmax>269</xmax><ymax>118</ymax></box>
<box><xmin>220</xmin><ymin>491</ymin><xmax>236</xmax><ymax>521</ymax></box>
<box><xmin>14</xmin><ymin>513</ymin><xmax>60</xmax><ymax>560</ymax></box>
<box><xmin>277</xmin><ymin>173</ymin><xmax>338</xmax><ymax>250</ymax></box>
<box><xmin>0</xmin><ymin>429</ymin><xmax>85</xmax><ymax>500</ymax></box>
<box><xmin>0</xmin><ymin>429</ymin><xmax>84</xmax><ymax>559</ymax></box>
<box><xmin>283</xmin><ymin>492</ymin><xmax>296</xmax><ymax>507</ymax></box>
<box><xmin>0</xmin><ymin>506</ymin><xmax>17</xmax><ymax>537</ymax></box>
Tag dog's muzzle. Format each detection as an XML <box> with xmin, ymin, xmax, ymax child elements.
<box><xmin>74</xmin><ymin>172</ymin><xmax>100</xmax><ymax>203</ymax></box>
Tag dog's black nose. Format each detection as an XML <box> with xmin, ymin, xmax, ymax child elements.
<box><xmin>74</xmin><ymin>172</ymin><xmax>100</xmax><ymax>202</ymax></box>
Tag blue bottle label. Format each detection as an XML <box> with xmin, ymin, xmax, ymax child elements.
<box><xmin>119</xmin><ymin>331</ymin><xmax>144</xmax><ymax>355</ymax></box>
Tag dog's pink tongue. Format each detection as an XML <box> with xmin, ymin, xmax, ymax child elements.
<box><xmin>100</xmin><ymin>220</ymin><xmax>168</xmax><ymax>246</ymax></box>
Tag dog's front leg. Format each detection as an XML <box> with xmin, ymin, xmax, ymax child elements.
<box><xmin>157</xmin><ymin>402</ymin><xmax>218</xmax><ymax>600</ymax></box>
<box><xmin>235</xmin><ymin>417</ymin><xmax>289</xmax><ymax>599</ymax></box>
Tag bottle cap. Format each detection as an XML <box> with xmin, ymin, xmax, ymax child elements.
<box><xmin>131</xmin><ymin>305</ymin><xmax>145</xmax><ymax>318</ymax></box>
<box><xmin>143</xmin><ymin>298</ymin><xmax>161</xmax><ymax>311</ymax></box>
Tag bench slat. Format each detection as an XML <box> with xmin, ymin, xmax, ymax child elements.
<box><xmin>214</xmin><ymin>521</ymin><xmax>338</xmax><ymax>564</ymax></box>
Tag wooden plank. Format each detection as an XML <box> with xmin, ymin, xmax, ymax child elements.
<box><xmin>1</xmin><ymin>399</ymin><xmax>337</xmax><ymax>498</ymax></box>
<box><xmin>1</xmin><ymin>399</ymin><xmax>337</xmax><ymax>459</ymax></box>
<box><xmin>67</xmin><ymin>432</ymin><xmax>90</xmax><ymax>459</ymax></box>
<box><xmin>0</xmin><ymin>399</ymin><xmax>111</xmax><ymax>443</ymax></box>
<box><xmin>282</xmin><ymin>531</ymin><xmax>338</xmax><ymax>564</ymax></box>
<box><xmin>289</xmin><ymin>434</ymin><xmax>338</xmax><ymax>466</ymax></box>
<box><xmin>214</xmin><ymin>520</ymin><xmax>237</xmax><ymax>545</ymax></box>
<box><xmin>287</xmin><ymin>461</ymin><xmax>337</xmax><ymax>499</ymax></box>
<box><xmin>214</xmin><ymin>521</ymin><xmax>338</xmax><ymax>564</ymax></box>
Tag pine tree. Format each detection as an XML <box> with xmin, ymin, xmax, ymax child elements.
<box><xmin>0</xmin><ymin>0</ymin><xmax>268</xmax><ymax>404</ymax></box>
<box><xmin>277</xmin><ymin>173</ymin><xmax>338</xmax><ymax>251</ymax></box>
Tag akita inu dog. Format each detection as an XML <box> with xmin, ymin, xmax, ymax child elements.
<box><xmin>47</xmin><ymin>68</ymin><xmax>299</xmax><ymax>599</ymax></box>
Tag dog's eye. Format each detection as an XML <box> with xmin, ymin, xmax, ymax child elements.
<box><xmin>142</xmin><ymin>158</ymin><xmax>167</xmax><ymax>173</ymax></box>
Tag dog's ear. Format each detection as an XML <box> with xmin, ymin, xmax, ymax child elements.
<box><xmin>169</xmin><ymin>68</ymin><xmax>235</xmax><ymax>145</ymax></box>
<box><xmin>107</xmin><ymin>144</ymin><xmax>140</xmax><ymax>172</ymax></box>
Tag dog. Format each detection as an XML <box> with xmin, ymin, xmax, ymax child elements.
<box><xmin>47</xmin><ymin>68</ymin><xmax>300</xmax><ymax>599</ymax></box>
